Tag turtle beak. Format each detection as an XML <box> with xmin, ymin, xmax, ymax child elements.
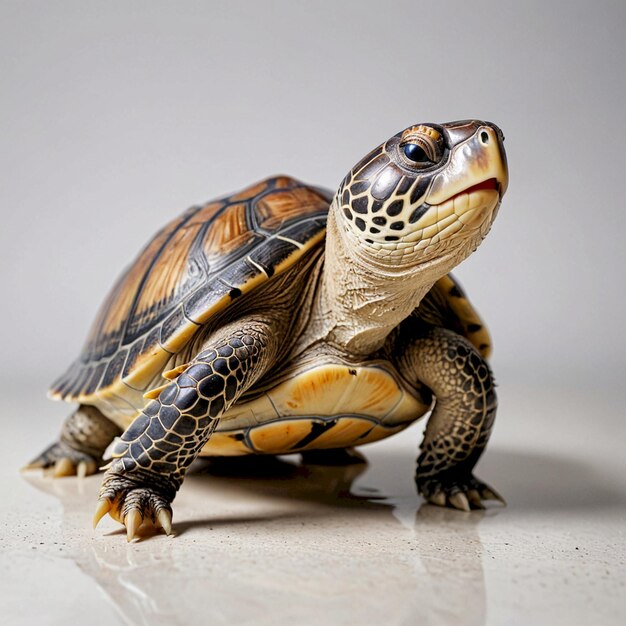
<box><xmin>489</xmin><ymin>123</ymin><xmax>509</xmax><ymax>198</ymax></box>
<box><xmin>427</xmin><ymin>122</ymin><xmax>509</xmax><ymax>205</ymax></box>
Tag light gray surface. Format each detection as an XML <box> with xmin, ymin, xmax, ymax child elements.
<box><xmin>1</xmin><ymin>2</ymin><xmax>625</xmax><ymax>625</ymax></box>
<box><xmin>1</xmin><ymin>0</ymin><xmax>625</xmax><ymax>390</ymax></box>
<box><xmin>2</xmin><ymin>380</ymin><xmax>626</xmax><ymax>626</ymax></box>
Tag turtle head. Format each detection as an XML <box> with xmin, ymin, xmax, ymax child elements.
<box><xmin>335</xmin><ymin>120</ymin><xmax>508</xmax><ymax>267</ymax></box>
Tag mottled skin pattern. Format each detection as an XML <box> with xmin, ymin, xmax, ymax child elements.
<box><xmin>101</xmin><ymin>319</ymin><xmax>276</xmax><ymax>525</ymax></box>
<box><xmin>29</xmin><ymin>406</ymin><xmax>121</xmax><ymax>478</ymax></box>
<box><xmin>29</xmin><ymin>119</ymin><xmax>509</xmax><ymax>540</ymax></box>
<box><xmin>339</xmin><ymin>136</ymin><xmax>433</xmax><ymax>244</ymax></box>
<box><xmin>394</xmin><ymin>321</ymin><xmax>498</xmax><ymax>509</ymax></box>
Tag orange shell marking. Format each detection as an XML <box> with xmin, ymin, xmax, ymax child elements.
<box><xmin>199</xmin><ymin>363</ymin><xmax>429</xmax><ymax>456</ymax></box>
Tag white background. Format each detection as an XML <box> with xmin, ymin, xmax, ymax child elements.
<box><xmin>1</xmin><ymin>0</ymin><xmax>624</xmax><ymax>396</ymax></box>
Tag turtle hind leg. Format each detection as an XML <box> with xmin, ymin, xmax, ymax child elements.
<box><xmin>396</xmin><ymin>325</ymin><xmax>503</xmax><ymax>511</ymax></box>
<box><xmin>24</xmin><ymin>405</ymin><xmax>121</xmax><ymax>478</ymax></box>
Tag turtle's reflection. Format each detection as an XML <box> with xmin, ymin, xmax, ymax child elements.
<box><xmin>23</xmin><ymin>452</ymin><xmax>488</xmax><ymax>626</ymax></box>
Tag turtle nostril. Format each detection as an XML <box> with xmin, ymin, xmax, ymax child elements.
<box><xmin>480</xmin><ymin>131</ymin><xmax>490</xmax><ymax>145</ymax></box>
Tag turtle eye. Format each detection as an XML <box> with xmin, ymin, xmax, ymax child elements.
<box><xmin>403</xmin><ymin>143</ymin><xmax>430</xmax><ymax>163</ymax></box>
<box><xmin>399</xmin><ymin>125</ymin><xmax>444</xmax><ymax>167</ymax></box>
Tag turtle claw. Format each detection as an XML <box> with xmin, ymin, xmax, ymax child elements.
<box><xmin>77</xmin><ymin>460</ymin><xmax>97</xmax><ymax>479</ymax></box>
<box><xmin>156</xmin><ymin>509</ymin><xmax>173</xmax><ymax>536</ymax></box>
<box><xmin>53</xmin><ymin>457</ymin><xmax>75</xmax><ymax>478</ymax></box>
<box><xmin>417</xmin><ymin>472</ymin><xmax>504</xmax><ymax>511</ymax></box>
<box><xmin>430</xmin><ymin>491</ymin><xmax>447</xmax><ymax>507</ymax></box>
<box><xmin>76</xmin><ymin>462</ymin><xmax>88</xmax><ymax>479</ymax></box>
<box><xmin>448</xmin><ymin>491</ymin><xmax>471</xmax><ymax>512</ymax></box>
<box><xmin>93</xmin><ymin>498</ymin><xmax>111</xmax><ymax>529</ymax></box>
<box><xmin>479</xmin><ymin>485</ymin><xmax>506</xmax><ymax>505</ymax></box>
<box><xmin>466</xmin><ymin>489</ymin><xmax>485</xmax><ymax>510</ymax></box>
<box><xmin>95</xmin><ymin>474</ymin><xmax>174</xmax><ymax>541</ymax></box>
<box><xmin>125</xmin><ymin>510</ymin><xmax>143</xmax><ymax>542</ymax></box>
<box><xmin>25</xmin><ymin>442</ymin><xmax>100</xmax><ymax>479</ymax></box>
<box><xmin>21</xmin><ymin>459</ymin><xmax>44</xmax><ymax>472</ymax></box>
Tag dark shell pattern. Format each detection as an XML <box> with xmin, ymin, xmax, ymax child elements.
<box><xmin>50</xmin><ymin>176</ymin><xmax>331</xmax><ymax>403</ymax></box>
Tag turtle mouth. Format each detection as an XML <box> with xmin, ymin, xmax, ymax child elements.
<box><xmin>422</xmin><ymin>176</ymin><xmax>499</xmax><ymax>224</ymax></box>
<box><xmin>450</xmin><ymin>177</ymin><xmax>499</xmax><ymax>202</ymax></box>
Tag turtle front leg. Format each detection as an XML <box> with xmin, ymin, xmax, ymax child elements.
<box><xmin>94</xmin><ymin>319</ymin><xmax>276</xmax><ymax>540</ymax></box>
<box><xmin>396</xmin><ymin>325</ymin><xmax>503</xmax><ymax>511</ymax></box>
<box><xmin>25</xmin><ymin>405</ymin><xmax>121</xmax><ymax>478</ymax></box>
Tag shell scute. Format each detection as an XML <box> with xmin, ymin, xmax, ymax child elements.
<box><xmin>279</xmin><ymin>217</ymin><xmax>328</xmax><ymax>246</ymax></box>
<box><xmin>216</xmin><ymin>258</ymin><xmax>264</xmax><ymax>292</ymax></box>
<box><xmin>184</xmin><ymin>201</ymin><xmax>225</xmax><ymax>226</ymax></box>
<box><xmin>247</xmin><ymin>237</ymin><xmax>300</xmax><ymax>277</ymax></box>
<box><xmin>159</xmin><ymin>306</ymin><xmax>200</xmax><ymax>353</ymax></box>
<box><xmin>50</xmin><ymin>176</ymin><xmax>330</xmax><ymax>402</ymax></box>
<box><xmin>254</xmin><ymin>186</ymin><xmax>328</xmax><ymax>233</ymax></box>
<box><xmin>121</xmin><ymin>341</ymin><xmax>144</xmax><ymax>380</ymax></box>
<box><xmin>101</xmin><ymin>350</ymin><xmax>127</xmax><ymax>389</ymax></box>
<box><xmin>247</xmin><ymin>419</ymin><xmax>315</xmax><ymax>453</ymax></box>
<box><xmin>82</xmin><ymin>211</ymin><xmax>192</xmax><ymax>364</ymax></box>
<box><xmin>123</xmin><ymin>224</ymin><xmax>206</xmax><ymax>344</ymax></box>
<box><xmin>417</xmin><ymin>274</ymin><xmax>492</xmax><ymax>358</ymax></box>
<box><xmin>202</xmin><ymin>202</ymin><xmax>257</xmax><ymax>267</ymax></box>
<box><xmin>182</xmin><ymin>280</ymin><xmax>232</xmax><ymax>325</ymax></box>
<box><xmin>85</xmin><ymin>362</ymin><xmax>107</xmax><ymax>396</ymax></box>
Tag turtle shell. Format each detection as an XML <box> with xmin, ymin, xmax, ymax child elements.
<box><xmin>416</xmin><ymin>274</ymin><xmax>492</xmax><ymax>358</ymax></box>
<box><xmin>50</xmin><ymin>176</ymin><xmax>331</xmax><ymax>404</ymax></box>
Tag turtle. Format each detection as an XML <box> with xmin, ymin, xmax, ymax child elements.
<box><xmin>26</xmin><ymin>119</ymin><xmax>509</xmax><ymax>541</ymax></box>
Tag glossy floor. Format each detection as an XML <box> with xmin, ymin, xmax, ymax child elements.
<box><xmin>1</xmin><ymin>382</ymin><xmax>625</xmax><ymax>626</ymax></box>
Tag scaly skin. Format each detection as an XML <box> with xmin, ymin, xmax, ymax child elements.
<box><xmin>93</xmin><ymin>318</ymin><xmax>279</xmax><ymax>540</ymax></box>
<box><xmin>395</xmin><ymin>324</ymin><xmax>503</xmax><ymax>511</ymax></box>
<box><xmin>26</xmin><ymin>405</ymin><xmax>121</xmax><ymax>478</ymax></box>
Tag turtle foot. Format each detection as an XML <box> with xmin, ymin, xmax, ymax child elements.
<box><xmin>416</xmin><ymin>472</ymin><xmax>505</xmax><ymax>512</ymax></box>
<box><xmin>94</xmin><ymin>474</ymin><xmax>174</xmax><ymax>542</ymax></box>
<box><xmin>23</xmin><ymin>442</ymin><xmax>99</xmax><ymax>478</ymax></box>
